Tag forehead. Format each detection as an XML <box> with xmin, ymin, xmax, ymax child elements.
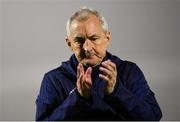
<box><xmin>70</xmin><ymin>15</ymin><xmax>103</xmax><ymax>37</ymax></box>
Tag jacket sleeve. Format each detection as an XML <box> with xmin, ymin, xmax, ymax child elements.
<box><xmin>104</xmin><ymin>63</ymin><xmax>162</xmax><ymax>120</ymax></box>
<box><xmin>36</xmin><ymin>74</ymin><xmax>91</xmax><ymax>121</ymax></box>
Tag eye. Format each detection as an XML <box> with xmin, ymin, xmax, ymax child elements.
<box><xmin>74</xmin><ymin>37</ymin><xmax>85</xmax><ymax>44</ymax></box>
<box><xmin>91</xmin><ymin>38</ymin><xmax>97</xmax><ymax>41</ymax></box>
<box><xmin>90</xmin><ymin>37</ymin><xmax>98</xmax><ymax>41</ymax></box>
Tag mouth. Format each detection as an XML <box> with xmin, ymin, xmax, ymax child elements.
<box><xmin>80</xmin><ymin>54</ymin><xmax>103</xmax><ymax>67</ymax></box>
<box><xmin>81</xmin><ymin>55</ymin><xmax>95</xmax><ymax>63</ymax></box>
<box><xmin>85</xmin><ymin>55</ymin><xmax>94</xmax><ymax>59</ymax></box>
<box><xmin>82</xmin><ymin>52</ymin><xmax>95</xmax><ymax>59</ymax></box>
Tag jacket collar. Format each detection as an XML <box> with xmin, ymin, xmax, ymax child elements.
<box><xmin>60</xmin><ymin>51</ymin><xmax>121</xmax><ymax>79</ymax></box>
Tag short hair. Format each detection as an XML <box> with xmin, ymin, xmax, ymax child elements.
<box><xmin>66</xmin><ymin>6</ymin><xmax>109</xmax><ymax>36</ymax></box>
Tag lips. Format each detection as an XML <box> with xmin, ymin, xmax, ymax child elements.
<box><xmin>85</xmin><ymin>54</ymin><xmax>95</xmax><ymax>59</ymax></box>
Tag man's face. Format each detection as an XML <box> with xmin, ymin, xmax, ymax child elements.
<box><xmin>66</xmin><ymin>15</ymin><xmax>110</xmax><ymax>67</ymax></box>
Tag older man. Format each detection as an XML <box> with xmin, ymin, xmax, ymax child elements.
<box><xmin>36</xmin><ymin>7</ymin><xmax>162</xmax><ymax>120</ymax></box>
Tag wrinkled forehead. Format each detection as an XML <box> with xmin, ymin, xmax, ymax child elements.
<box><xmin>69</xmin><ymin>15</ymin><xmax>103</xmax><ymax>37</ymax></box>
<box><xmin>70</xmin><ymin>14</ymin><xmax>101</xmax><ymax>28</ymax></box>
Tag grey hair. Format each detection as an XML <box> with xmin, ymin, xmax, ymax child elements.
<box><xmin>66</xmin><ymin>6</ymin><xmax>109</xmax><ymax>37</ymax></box>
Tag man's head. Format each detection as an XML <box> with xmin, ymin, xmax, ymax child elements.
<box><xmin>66</xmin><ymin>6</ymin><xmax>110</xmax><ymax>67</ymax></box>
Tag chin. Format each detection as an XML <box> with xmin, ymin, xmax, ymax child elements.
<box><xmin>82</xmin><ymin>59</ymin><xmax>100</xmax><ymax>67</ymax></box>
<box><xmin>82</xmin><ymin>62</ymin><xmax>94</xmax><ymax>67</ymax></box>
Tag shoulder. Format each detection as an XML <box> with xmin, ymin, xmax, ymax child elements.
<box><xmin>110</xmin><ymin>53</ymin><xmax>145</xmax><ymax>82</ymax></box>
<box><xmin>118</xmin><ymin>60</ymin><xmax>137</xmax><ymax>71</ymax></box>
<box><xmin>117</xmin><ymin>60</ymin><xmax>139</xmax><ymax>79</ymax></box>
<box><xmin>109</xmin><ymin>52</ymin><xmax>137</xmax><ymax>70</ymax></box>
<box><xmin>117</xmin><ymin>61</ymin><xmax>147</xmax><ymax>90</ymax></box>
<box><xmin>40</xmin><ymin>67</ymin><xmax>64</xmax><ymax>89</ymax></box>
<box><xmin>38</xmin><ymin>67</ymin><xmax>65</xmax><ymax>104</ymax></box>
<box><xmin>45</xmin><ymin>67</ymin><xmax>61</xmax><ymax>76</ymax></box>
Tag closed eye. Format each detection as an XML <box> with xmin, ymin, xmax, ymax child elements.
<box><xmin>90</xmin><ymin>37</ymin><xmax>98</xmax><ymax>41</ymax></box>
<box><xmin>74</xmin><ymin>37</ymin><xmax>85</xmax><ymax>43</ymax></box>
<box><xmin>89</xmin><ymin>35</ymin><xmax>100</xmax><ymax>41</ymax></box>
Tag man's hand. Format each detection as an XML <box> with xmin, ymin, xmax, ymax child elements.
<box><xmin>76</xmin><ymin>63</ymin><xmax>92</xmax><ymax>99</ymax></box>
<box><xmin>99</xmin><ymin>60</ymin><xmax>117</xmax><ymax>95</ymax></box>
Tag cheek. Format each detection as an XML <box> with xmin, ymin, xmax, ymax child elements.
<box><xmin>73</xmin><ymin>49</ymin><xmax>81</xmax><ymax>56</ymax></box>
<box><xmin>71</xmin><ymin>45</ymin><xmax>80</xmax><ymax>52</ymax></box>
<box><xmin>73</xmin><ymin>48</ymin><xmax>82</xmax><ymax>61</ymax></box>
<box><xmin>72</xmin><ymin>46</ymin><xmax>83</xmax><ymax>57</ymax></box>
<box><xmin>94</xmin><ymin>43</ymin><xmax>106</xmax><ymax>53</ymax></box>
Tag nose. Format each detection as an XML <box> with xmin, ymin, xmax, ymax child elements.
<box><xmin>83</xmin><ymin>39</ymin><xmax>92</xmax><ymax>51</ymax></box>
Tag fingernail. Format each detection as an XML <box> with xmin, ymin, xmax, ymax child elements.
<box><xmin>88</xmin><ymin>67</ymin><xmax>92</xmax><ymax>71</ymax></box>
<box><xmin>99</xmin><ymin>67</ymin><xmax>102</xmax><ymax>70</ymax></box>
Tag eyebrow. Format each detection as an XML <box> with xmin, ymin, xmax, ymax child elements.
<box><xmin>89</xmin><ymin>34</ymin><xmax>99</xmax><ymax>38</ymax></box>
<box><xmin>74</xmin><ymin>36</ymin><xmax>84</xmax><ymax>40</ymax></box>
<box><xmin>74</xmin><ymin>34</ymin><xmax>100</xmax><ymax>40</ymax></box>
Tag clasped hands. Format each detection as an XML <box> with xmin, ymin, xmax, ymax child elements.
<box><xmin>76</xmin><ymin>60</ymin><xmax>117</xmax><ymax>99</ymax></box>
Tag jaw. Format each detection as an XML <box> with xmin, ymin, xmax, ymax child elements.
<box><xmin>80</xmin><ymin>57</ymin><xmax>103</xmax><ymax>67</ymax></box>
<box><xmin>76</xmin><ymin>51</ymin><xmax>107</xmax><ymax>67</ymax></box>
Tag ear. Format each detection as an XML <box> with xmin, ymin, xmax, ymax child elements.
<box><xmin>105</xmin><ymin>31</ymin><xmax>110</xmax><ymax>48</ymax></box>
<box><xmin>65</xmin><ymin>37</ymin><xmax>73</xmax><ymax>51</ymax></box>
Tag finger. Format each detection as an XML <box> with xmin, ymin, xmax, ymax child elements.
<box><xmin>78</xmin><ymin>64</ymin><xmax>84</xmax><ymax>83</ymax></box>
<box><xmin>77</xmin><ymin>63</ymin><xmax>80</xmax><ymax>78</ymax></box>
<box><xmin>85</xmin><ymin>67</ymin><xmax>92</xmax><ymax>86</ymax></box>
<box><xmin>79</xmin><ymin>63</ymin><xmax>85</xmax><ymax>82</ymax></box>
<box><xmin>76</xmin><ymin>73</ymin><xmax>82</xmax><ymax>92</ymax></box>
<box><xmin>76</xmin><ymin>78</ymin><xmax>80</xmax><ymax>88</ymax></box>
<box><xmin>79</xmin><ymin>73</ymin><xmax>84</xmax><ymax>90</ymax></box>
<box><xmin>77</xmin><ymin>64</ymin><xmax>81</xmax><ymax>87</ymax></box>
<box><xmin>99</xmin><ymin>66</ymin><xmax>112</xmax><ymax>77</ymax></box>
<box><xmin>99</xmin><ymin>74</ymin><xmax>109</xmax><ymax>81</ymax></box>
<box><xmin>101</xmin><ymin>61</ymin><xmax>114</xmax><ymax>72</ymax></box>
<box><xmin>84</xmin><ymin>80</ymin><xmax>91</xmax><ymax>89</ymax></box>
<box><xmin>106</xmin><ymin>60</ymin><xmax>117</xmax><ymax>70</ymax></box>
<box><xmin>79</xmin><ymin>63</ymin><xmax>84</xmax><ymax>75</ymax></box>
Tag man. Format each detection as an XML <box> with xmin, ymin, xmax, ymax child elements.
<box><xmin>36</xmin><ymin>7</ymin><xmax>162</xmax><ymax>120</ymax></box>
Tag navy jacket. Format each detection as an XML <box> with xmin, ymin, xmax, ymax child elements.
<box><xmin>36</xmin><ymin>52</ymin><xmax>162</xmax><ymax>120</ymax></box>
